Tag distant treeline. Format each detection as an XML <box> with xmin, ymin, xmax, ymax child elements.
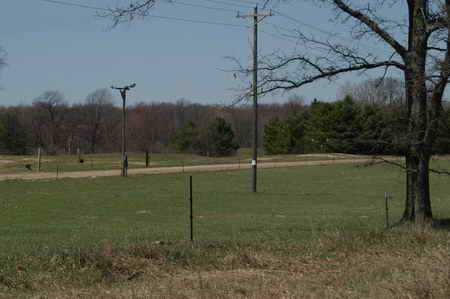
<box><xmin>264</xmin><ymin>96</ymin><xmax>450</xmax><ymax>156</ymax></box>
<box><xmin>1</xmin><ymin>87</ymin><xmax>450</xmax><ymax>157</ymax></box>
<box><xmin>0</xmin><ymin>89</ymin><xmax>304</xmax><ymax>156</ymax></box>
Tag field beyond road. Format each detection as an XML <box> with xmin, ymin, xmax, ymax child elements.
<box><xmin>0</xmin><ymin>154</ymin><xmax>391</xmax><ymax>181</ymax></box>
<box><xmin>0</xmin><ymin>160</ymin><xmax>449</xmax><ymax>297</ymax></box>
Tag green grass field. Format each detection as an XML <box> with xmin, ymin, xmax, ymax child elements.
<box><xmin>1</xmin><ymin>161</ymin><xmax>450</xmax><ymax>298</ymax></box>
<box><xmin>1</xmin><ymin>160</ymin><xmax>450</xmax><ymax>256</ymax></box>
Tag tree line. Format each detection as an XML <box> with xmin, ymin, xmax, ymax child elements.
<box><xmin>263</xmin><ymin>96</ymin><xmax>450</xmax><ymax>156</ymax></box>
<box><xmin>0</xmin><ymin>89</ymin><xmax>303</xmax><ymax>156</ymax></box>
<box><xmin>1</xmin><ymin>81</ymin><xmax>450</xmax><ymax>158</ymax></box>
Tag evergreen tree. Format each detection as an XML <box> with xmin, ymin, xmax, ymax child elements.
<box><xmin>172</xmin><ymin>121</ymin><xmax>197</xmax><ymax>153</ymax></box>
<box><xmin>263</xmin><ymin>118</ymin><xmax>291</xmax><ymax>155</ymax></box>
<box><xmin>326</xmin><ymin>96</ymin><xmax>361</xmax><ymax>153</ymax></box>
<box><xmin>286</xmin><ymin>112</ymin><xmax>306</xmax><ymax>154</ymax></box>
<box><xmin>206</xmin><ymin>117</ymin><xmax>239</xmax><ymax>157</ymax></box>
<box><xmin>0</xmin><ymin>113</ymin><xmax>28</xmax><ymax>154</ymax></box>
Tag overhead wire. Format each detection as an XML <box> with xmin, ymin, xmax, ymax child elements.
<box><xmin>35</xmin><ymin>0</ymin><xmax>249</xmax><ymax>29</ymax></box>
<box><xmin>30</xmin><ymin>0</ymin><xmax>396</xmax><ymax>102</ymax></box>
<box><xmin>36</xmin><ymin>0</ymin><xmax>386</xmax><ymax>53</ymax></box>
<box><xmin>165</xmin><ymin>0</ymin><xmax>239</xmax><ymax>13</ymax></box>
<box><xmin>37</xmin><ymin>0</ymin><xmax>109</xmax><ymax>11</ymax></box>
<box><xmin>197</xmin><ymin>0</ymin><xmax>253</xmax><ymax>9</ymax></box>
<box><xmin>36</xmin><ymin>0</ymin><xmax>342</xmax><ymax>42</ymax></box>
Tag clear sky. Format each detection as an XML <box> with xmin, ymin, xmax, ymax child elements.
<box><xmin>0</xmin><ymin>0</ymin><xmax>397</xmax><ymax>106</ymax></box>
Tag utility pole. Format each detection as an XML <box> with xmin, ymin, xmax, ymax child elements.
<box><xmin>238</xmin><ymin>6</ymin><xmax>272</xmax><ymax>193</ymax></box>
<box><xmin>111</xmin><ymin>83</ymin><xmax>136</xmax><ymax>177</ymax></box>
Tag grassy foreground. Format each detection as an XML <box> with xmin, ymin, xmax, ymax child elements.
<box><xmin>0</xmin><ymin>161</ymin><xmax>449</xmax><ymax>297</ymax></box>
<box><xmin>0</xmin><ymin>230</ymin><xmax>449</xmax><ymax>298</ymax></box>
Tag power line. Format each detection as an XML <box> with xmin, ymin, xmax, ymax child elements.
<box><xmin>259</xmin><ymin>28</ymin><xmax>299</xmax><ymax>45</ymax></box>
<box><xmin>35</xmin><ymin>0</ymin><xmax>248</xmax><ymax>29</ymax></box>
<box><xmin>270</xmin><ymin>9</ymin><xmax>388</xmax><ymax>53</ymax></box>
<box><xmin>145</xmin><ymin>15</ymin><xmax>247</xmax><ymax>28</ymax></box>
<box><xmin>167</xmin><ymin>0</ymin><xmax>238</xmax><ymax>13</ymax></box>
<box><xmin>35</xmin><ymin>0</ymin><xmax>340</xmax><ymax>39</ymax></box>
<box><xmin>213</xmin><ymin>0</ymin><xmax>255</xmax><ymax>6</ymax></box>
<box><xmin>197</xmin><ymin>0</ymin><xmax>252</xmax><ymax>9</ymax></box>
<box><xmin>272</xmin><ymin>9</ymin><xmax>336</xmax><ymax>37</ymax></box>
<box><xmin>35</xmin><ymin>0</ymin><xmax>385</xmax><ymax>53</ymax></box>
<box><xmin>37</xmin><ymin>0</ymin><xmax>108</xmax><ymax>11</ymax></box>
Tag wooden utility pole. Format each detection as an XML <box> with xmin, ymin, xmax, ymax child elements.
<box><xmin>238</xmin><ymin>6</ymin><xmax>272</xmax><ymax>193</ymax></box>
<box><xmin>111</xmin><ymin>83</ymin><xmax>136</xmax><ymax>177</ymax></box>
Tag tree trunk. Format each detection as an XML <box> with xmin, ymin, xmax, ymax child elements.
<box><xmin>403</xmin><ymin>153</ymin><xmax>416</xmax><ymax>221</ymax></box>
<box><xmin>403</xmin><ymin>150</ymin><xmax>433</xmax><ymax>224</ymax></box>
<box><xmin>415</xmin><ymin>152</ymin><xmax>432</xmax><ymax>223</ymax></box>
<box><xmin>401</xmin><ymin>0</ymin><xmax>432</xmax><ymax>225</ymax></box>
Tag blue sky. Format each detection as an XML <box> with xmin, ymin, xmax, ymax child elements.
<box><xmin>0</xmin><ymin>0</ymin><xmax>397</xmax><ymax>106</ymax></box>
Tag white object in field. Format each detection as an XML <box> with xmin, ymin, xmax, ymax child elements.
<box><xmin>251</xmin><ymin>160</ymin><xmax>257</xmax><ymax>166</ymax></box>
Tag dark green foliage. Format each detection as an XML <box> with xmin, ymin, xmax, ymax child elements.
<box><xmin>172</xmin><ymin>118</ymin><xmax>239</xmax><ymax>157</ymax></box>
<box><xmin>172</xmin><ymin>121</ymin><xmax>197</xmax><ymax>153</ymax></box>
<box><xmin>321</xmin><ymin>96</ymin><xmax>362</xmax><ymax>153</ymax></box>
<box><xmin>286</xmin><ymin>113</ymin><xmax>306</xmax><ymax>154</ymax></box>
<box><xmin>433</xmin><ymin>109</ymin><xmax>450</xmax><ymax>154</ymax></box>
<box><xmin>300</xmin><ymin>97</ymin><xmax>363</xmax><ymax>153</ymax></box>
<box><xmin>262</xmin><ymin>96</ymin><xmax>434</xmax><ymax>155</ymax></box>
<box><xmin>204</xmin><ymin>117</ymin><xmax>239</xmax><ymax>157</ymax></box>
<box><xmin>357</xmin><ymin>104</ymin><xmax>384</xmax><ymax>152</ymax></box>
<box><xmin>0</xmin><ymin>112</ymin><xmax>28</xmax><ymax>154</ymax></box>
<box><xmin>303</xmin><ymin>100</ymin><xmax>334</xmax><ymax>153</ymax></box>
<box><xmin>263</xmin><ymin>118</ymin><xmax>291</xmax><ymax>155</ymax></box>
<box><xmin>263</xmin><ymin>114</ymin><xmax>306</xmax><ymax>155</ymax></box>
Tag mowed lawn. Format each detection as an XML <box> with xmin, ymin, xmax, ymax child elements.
<box><xmin>1</xmin><ymin>161</ymin><xmax>450</xmax><ymax>256</ymax></box>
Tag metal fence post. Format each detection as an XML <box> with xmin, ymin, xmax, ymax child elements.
<box><xmin>385</xmin><ymin>192</ymin><xmax>391</xmax><ymax>229</ymax></box>
<box><xmin>188</xmin><ymin>175</ymin><xmax>194</xmax><ymax>241</ymax></box>
<box><xmin>37</xmin><ymin>147</ymin><xmax>42</xmax><ymax>172</ymax></box>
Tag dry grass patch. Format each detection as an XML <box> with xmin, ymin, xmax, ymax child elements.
<box><xmin>0</xmin><ymin>228</ymin><xmax>448</xmax><ymax>298</ymax></box>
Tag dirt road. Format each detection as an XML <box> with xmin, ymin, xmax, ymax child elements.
<box><xmin>0</xmin><ymin>157</ymin><xmax>396</xmax><ymax>182</ymax></box>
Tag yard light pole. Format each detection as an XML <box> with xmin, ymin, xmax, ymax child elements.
<box><xmin>111</xmin><ymin>83</ymin><xmax>136</xmax><ymax>177</ymax></box>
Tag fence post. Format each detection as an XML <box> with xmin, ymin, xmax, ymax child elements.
<box><xmin>187</xmin><ymin>175</ymin><xmax>194</xmax><ymax>242</ymax></box>
<box><xmin>37</xmin><ymin>147</ymin><xmax>42</xmax><ymax>172</ymax></box>
<box><xmin>385</xmin><ymin>192</ymin><xmax>391</xmax><ymax>229</ymax></box>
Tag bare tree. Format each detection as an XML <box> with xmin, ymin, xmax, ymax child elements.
<box><xmin>233</xmin><ymin>0</ymin><xmax>450</xmax><ymax>225</ymax></box>
<box><xmin>102</xmin><ymin>0</ymin><xmax>156</xmax><ymax>25</ymax></box>
<box><xmin>32</xmin><ymin>90</ymin><xmax>66</xmax><ymax>153</ymax></box>
<box><xmin>84</xmin><ymin>88</ymin><xmax>114</xmax><ymax>153</ymax></box>
<box><xmin>338</xmin><ymin>77</ymin><xmax>406</xmax><ymax>105</ymax></box>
